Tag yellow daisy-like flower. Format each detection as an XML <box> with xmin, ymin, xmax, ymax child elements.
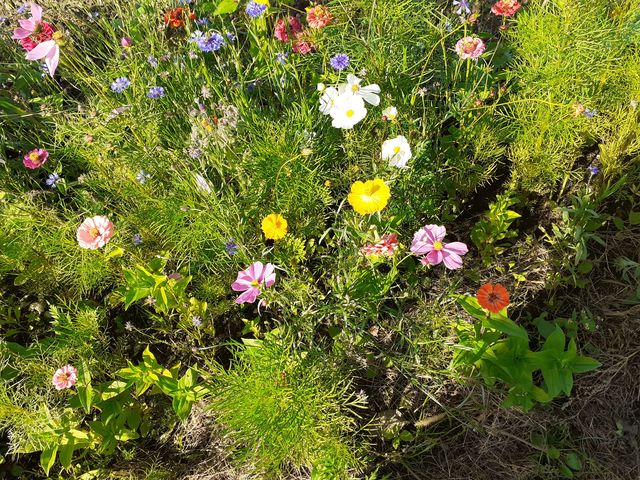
<box><xmin>347</xmin><ymin>179</ymin><xmax>390</xmax><ymax>215</ymax></box>
<box><xmin>261</xmin><ymin>213</ymin><xmax>288</xmax><ymax>240</ymax></box>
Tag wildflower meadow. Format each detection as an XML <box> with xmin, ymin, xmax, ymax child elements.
<box><xmin>1</xmin><ymin>0</ymin><xmax>640</xmax><ymax>478</ymax></box>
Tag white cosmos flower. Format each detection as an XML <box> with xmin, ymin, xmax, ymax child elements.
<box><xmin>381</xmin><ymin>135</ymin><xmax>412</xmax><ymax>168</ymax></box>
<box><xmin>338</xmin><ymin>74</ymin><xmax>381</xmax><ymax>106</ymax></box>
<box><xmin>330</xmin><ymin>93</ymin><xmax>367</xmax><ymax>129</ymax></box>
<box><xmin>382</xmin><ymin>106</ymin><xmax>398</xmax><ymax>121</ymax></box>
<box><xmin>319</xmin><ymin>87</ymin><xmax>339</xmax><ymax>115</ymax></box>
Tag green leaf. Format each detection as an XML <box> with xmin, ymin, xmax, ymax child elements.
<box><xmin>485</xmin><ymin>313</ymin><xmax>529</xmax><ymax>341</ymax></box>
<box><xmin>629</xmin><ymin>211</ymin><xmax>640</xmax><ymax>225</ymax></box>
<box><xmin>542</xmin><ymin>327</ymin><xmax>565</xmax><ymax>354</ymax></box>
<box><xmin>456</xmin><ymin>295</ymin><xmax>487</xmax><ymax>321</ymax></box>
<box><xmin>213</xmin><ymin>0</ymin><xmax>239</xmax><ymax>15</ymax></box>
<box><xmin>564</xmin><ymin>452</ymin><xmax>582</xmax><ymax>471</ymax></box>
<box><xmin>58</xmin><ymin>436</ymin><xmax>75</xmax><ymax>469</ymax></box>
<box><xmin>570</xmin><ymin>355</ymin><xmax>601</xmax><ymax>373</ymax></box>
<box><xmin>106</xmin><ymin>246</ymin><xmax>125</xmax><ymax>259</ymax></box>
<box><xmin>77</xmin><ymin>360</ymin><xmax>93</xmax><ymax>414</ymax></box>
<box><xmin>40</xmin><ymin>445</ymin><xmax>58</xmax><ymax>475</ymax></box>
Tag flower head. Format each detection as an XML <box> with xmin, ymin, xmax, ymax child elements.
<box><xmin>477</xmin><ymin>283</ymin><xmax>510</xmax><ymax>313</ymax></box>
<box><xmin>588</xmin><ymin>165</ymin><xmax>599</xmax><ymax>175</ymax></box>
<box><xmin>411</xmin><ymin>224</ymin><xmax>468</xmax><ymax>269</ymax></box>
<box><xmin>246</xmin><ymin>1</ymin><xmax>267</xmax><ymax>18</ymax></box>
<box><xmin>455</xmin><ymin>36</ymin><xmax>486</xmax><ymax>60</ymax></box>
<box><xmin>197</xmin><ymin>32</ymin><xmax>225</xmax><ymax>52</ymax></box>
<box><xmin>319</xmin><ymin>86</ymin><xmax>339</xmax><ymax>115</ymax></box>
<box><xmin>148</xmin><ymin>86</ymin><xmax>165</xmax><ymax>99</ymax></box>
<box><xmin>274</xmin><ymin>16</ymin><xmax>303</xmax><ymax>42</ymax></box>
<box><xmin>491</xmin><ymin>0</ymin><xmax>521</xmax><ymax>16</ymax></box>
<box><xmin>262</xmin><ymin>213</ymin><xmax>288</xmax><ymax>240</ymax></box>
<box><xmin>192</xmin><ymin>315</ymin><xmax>202</xmax><ymax>327</ymax></box>
<box><xmin>52</xmin><ymin>364</ymin><xmax>78</xmax><ymax>390</ymax></box>
<box><xmin>361</xmin><ymin>233</ymin><xmax>399</xmax><ymax>257</ymax></box>
<box><xmin>12</xmin><ymin>3</ymin><xmax>55</xmax><ymax>52</ymax></box>
<box><xmin>77</xmin><ymin>215</ymin><xmax>114</xmax><ymax>250</ymax></box>
<box><xmin>164</xmin><ymin>7</ymin><xmax>196</xmax><ymax>28</ymax></box>
<box><xmin>306</xmin><ymin>5</ymin><xmax>333</xmax><ymax>29</ymax></box>
<box><xmin>583</xmin><ymin>108</ymin><xmax>597</xmax><ymax>119</ymax></box>
<box><xmin>225</xmin><ymin>239</ymin><xmax>238</xmax><ymax>255</ymax></box>
<box><xmin>330</xmin><ymin>53</ymin><xmax>350</xmax><ymax>71</ymax></box>
<box><xmin>147</xmin><ymin>55</ymin><xmax>159</xmax><ymax>67</ymax></box>
<box><xmin>338</xmin><ymin>74</ymin><xmax>380</xmax><ymax>106</ymax></box>
<box><xmin>292</xmin><ymin>38</ymin><xmax>314</xmax><ymax>54</ymax></box>
<box><xmin>453</xmin><ymin>0</ymin><xmax>471</xmax><ymax>15</ymax></box>
<box><xmin>381</xmin><ymin>135</ymin><xmax>412</xmax><ymax>168</ymax></box>
<box><xmin>45</xmin><ymin>172</ymin><xmax>61</xmax><ymax>188</ymax></box>
<box><xmin>121</xmin><ymin>36</ymin><xmax>133</xmax><ymax>48</ymax></box>
<box><xmin>382</xmin><ymin>106</ymin><xmax>397</xmax><ymax>121</ymax></box>
<box><xmin>194</xmin><ymin>173</ymin><xmax>212</xmax><ymax>194</ymax></box>
<box><xmin>23</xmin><ymin>148</ymin><xmax>48</xmax><ymax>169</ymax></box>
<box><xmin>275</xmin><ymin>51</ymin><xmax>288</xmax><ymax>64</ymax></box>
<box><xmin>330</xmin><ymin>93</ymin><xmax>367</xmax><ymax>129</ymax></box>
<box><xmin>231</xmin><ymin>261</ymin><xmax>276</xmax><ymax>304</ymax></box>
<box><xmin>348</xmin><ymin>179</ymin><xmax>390</xmax><ymax>215</ymax></box>
<box><xmin>133</xmin><ymin>233</ymin><xmax>143</xmax><ymax>246</ymax></box>
<box><xmin>111</xmin><ymin>76</ymin><xmax>131</xmax><ymax>93</ymax></box>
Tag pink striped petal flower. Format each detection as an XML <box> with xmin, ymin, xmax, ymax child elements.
<box><xmin>77</xmin><ymin>215</ymin><xmax>114</xmax><ymax>250</ymax></box>
<box><xmin>52</xmin><ymin>364</ymin><xmax>78</xmax><ymax>390</ymax></box>
<box><xmin>411</xmin><ymin>224</ymin><xmax>468</xmax><ymax>270</ymax></box>
<box><xmin>231</xmin><ymin>261</ymin><xmax>276</xmax><ymax>304</ymax></box>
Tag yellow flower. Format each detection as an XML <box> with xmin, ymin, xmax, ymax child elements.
<box><xmin>261</xmin><ymin>213</ymin><xmax>288</xmax><ymax>240</ymax></box>
<box><xmin>347</xmin><ymin>179</ymin><xmax>390</xmax><ymax>215</ymax></box>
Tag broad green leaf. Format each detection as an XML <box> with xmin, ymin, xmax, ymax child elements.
<box><xmin>106</xmin><ymin>246</ymin><xmax>125</xmax><ymax>259</ymax></box>
<box><xmin>485</xmin><ymin>313</ymin><xmax>529</xmax><ymax>341</ymax></box>
<box><xmin>456</xmin><ymin>295</ymin><xmax>487</xmax><ymax>320</ymax></box>
<box><xmin>542</xmin><ymin>327</ymin><xmax>565</xmax><ymax>354</ymax></box>
<box><xmin>629</xmin><ymin>211</ymin><xmax>640</xmax><ymax>225</ymax></box>
<box><xmin>40</xmin><ymin>445</ymin><xmax>57</xmax><ymax>475</ymax></box>
<box><xmin>77</xmin><ymin>360</ymin><xmax>93</xmax><ymax>414</ymax></box>
<box><xmin>570</xmin><ymin>355</ymin><xmax>601</xmax><ymax>373</ymax></box>
<box><xmin>58</xmin><ymin>436</ymin><xmax>75</xmax><ymax>469</ymax></box>
<box><xmin>564</xmin><ymin>452</ymin><xmax>582</xmax><ymax>471</ymax></box>
<box><xmin>213</xmin><ymin>0</ymin><xmax>239</xmax><ymax>15</ymax></box>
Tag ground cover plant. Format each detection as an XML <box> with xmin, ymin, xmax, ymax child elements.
<box><xmin>1</xmin><ymin>0</ymin><xmax>640</xmax><ymax>478</ymax></box>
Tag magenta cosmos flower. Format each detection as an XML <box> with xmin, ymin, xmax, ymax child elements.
<box><xmin>23</xmin><ymin>148</ymin><xmax>48</xmax><ymax>169</ymax></box>
<box><xmin>410</xmin><ymin>224</ymin><xmax>468</xmax><ymax>270</ymax></box>
<box><xmin>52</xmin><ymin>364</ymin><xmax>78</xmax><ymax>390</ymax></box>
<box><xmin>12</xmin><ymin>3</ymin><xmax>60</xmax><ymax>77</ymax></box>
<box><xmin>231</xmin><ymin>261</ymin><xmax>276</xmax><ymax>304</ymax></box>
<box><xmin>77</xmin><ymin>215</ymin><xmax>115</xmax><ymax>250</ymax></box>
<box><xmin>455</xmin><ymin>36</ymin><xmax>486</xmax><ymax>60</ymax></box>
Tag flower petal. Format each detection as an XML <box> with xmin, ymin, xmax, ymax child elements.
<box><xmin>426</xmin><ymin>249</ymin><xmax>444</xmax><ymax>265</ymax></box>
<box><xmin>26</xmin><ymin>39</ymin><xmax>55</xmax><ymax>60</ymax></box>
<box><xmin>12</xmin><ymin>27</ymin><xmax>32</xmax><ymax>39</ymax></box>
<box><xmin>18</xmin><ymin>18</ymin><xmax>35</xmax><ymax>30</ymax></box>
<box><xmin>30</xmin><ymin>3</ymin><xmax>43</xmax><ymax>21</ymax></box>
<box><xmin>442</xmin><ymin>251</ymin><xmax>463</xmax><ymax>269</ymax></box>
<box><xmin>235</xmin><ymin>287</ymin><xmax>260</xmax><ymax>304</ymax></box>
<box><xmin>44</xmin><ymin>45</ymin><xmax>59</xmax><ymax>77</ymax></box>
<box><xmin>443</xmin><ymin>241</ymin><xmax>468</xmax><ymax>256</ymax></box>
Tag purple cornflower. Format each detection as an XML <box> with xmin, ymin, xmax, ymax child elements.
<box><xmin>225</xmin><ymin>239</ymin><xmax>238</xmax><ymax>255</ymax></box>
<box><xmin>275</xmin><ymin>52</ymin><xmax>288</xmax><ymax>65</ymax></box>
<box><xmin>226</xmin><ymin>31</ymin><xmax>236</xmax><ymax>42</ymax></box>
<box><xmin>147</xmin><ymin>55</ymin><xmax>159</xmax><ymax>68</ymax></box>
<box><xmin>583</xmin><ymin>108</ymin><xmax>597</xmax><ymax>118</ymax></box>
<box><xmin>196</xmin><ymin>17</ymin><xmax>209</xmax><ymax>26</ymax></box>
<box><xmin>45</xmin><ymin>172</ymin><xmax>62</xmax><ymax>188</ymax></box>
<box><xmin>148</xmin><ymin>86</ymin><xmax>165</xmax><ymax>99</ymax></box>
<box><xmin>197</xmin><ymin>32</ymin><xmax>225</xmax><ymax>52</ymax></box>
<box><xmin>330</xmin><ymin>53</ymin><xmax>350</xmax><ymax>71</ymax></box>
<box><xmin>453</xmin><ymin>0</ymin><xmax>471</xmax><ymax>15</ymax></box>
<box><xmin>111</xmin><ymin>76</ymin><xmax>131</xmax><ymax>93</ymax></box>
<box><xmin>588</xmin><ymin>165</ymin><xmax>599</xmax><ymax>175</ymax></box>
<box><xmin>136</xmin><ymin>170</ymin><xmax>151</xmax><ymax>184</ymax></box>
<box><xmin>246</xmin><ymin>1</ymin><xmax>267</xmax><ymax>17</ymax></box>
<box><xmin>133</xmin><ymin>233</ymin><xmax>143</xmax><ymax>245</ymax></box>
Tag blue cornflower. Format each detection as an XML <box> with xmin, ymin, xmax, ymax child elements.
<box><xmin>136</xmin><ymin>170</ymin><xmax>151</xmax><ymax>184</ymax></box>
<box><xmin>147</xmin><ymin>55</ymin><xmax>159</xmax><ymax>68</ymax></box>
<box><xmin>197</xmin><ymin>32</ymin><xmax>225</xmax><ymax>52</ymax></box>
<box><xmin>17</xmin><ymin>4</ymin><xmax>26</xmax><ymax>14</ymax></box>
<box><xmin>330</xmin><ymin>53</ymin><xmax>350</xmax><ymax>71</ymax></box>
<box><xmin>148</xmin><ymin>86</ymin><xmax>165</xmax><ymax>99</ymax></box>
<box><xmin>226</xmin><ymin>31</ymin><xmax>236</xmax><ymax>42</ymax></box>
<box><xmin>246</xmin><ymin>1</ymin><xmax>267</xmax><ymax>17</ymax></box>
<box><xmin>584</xmin><ymin>108</ymin><xmax>597</xmax><ymax>118</ymax></box>
<box><xmin>111</xmin><ymin>76</ymin><xmax>131</xmax><ymax>93</ymax></box>
<box><xmin>133</xmin><ymin>233</ymin><xmax>143</xmax><ymax>245</ymax></box>
<box><xmin>196</xmin><ymin>17</ymin><xmax>209</xmax><ymax>26</ymax></box>
<box><xmin>188</xmin><ymin>30</ymin><xmax>206</xmax><ymax>43</ymax></box>
<box><xmin>45</xmin><ymin>173</ymin><xmax>62</xmax><ymax>188</ymax></box>
<box><xmin>275</xmin><ymin>52</ymin><xmax>288</xmax><ymax>65</ymax></box>
<box><xmin>453</xmin><ymin>0</ymin><xmax>471</xmax><ymax>15</ymax></box>
<box><xmin>225</xmin><ymin>239</ymin><xmax>238</xmax><ymax>255</ymax></box>
<box><xmin>588</xmin><ymin>165</ymin><xmax>599</xmax><ymax>175</ymax></box>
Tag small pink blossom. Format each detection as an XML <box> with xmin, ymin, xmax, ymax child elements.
<box><xmin>361</xmin><ymin>234</ymin><xmax>399</xmax><ymax>257</ymax></box>
<box><xmin>410</xmin><ymin>224</ymin><xmax>468</xmax><ymax>270</ymax></box>
<box><xmin>274</xmin><ymin>16</ymin><xmax>303</xmax><ymax>42</ymax></box>
<box><xmin>231</xmin><ymin>261</ymin><xmax>276</xmax><ymax>304</ymax></box>
<box><xmin>121</xmin><ymin>36</ymin><xmax>133</xmax><ymax>48</ymax></box>
<box><xmin>292</xmin><ymin>39</ymin><xmax>314</xmax><ymax>55</ymax></box>
<box><xmin>491</xmin><ymin>0</ymin><xmax>521</xmax><ymax>16</ymax></box>
<box><xmin>23</xmin><ymin>148</ymin><xmax>48</xmax><ymax>169</ymax></box>
<box><xmin>52</xmin><ymin>364</ymin><xmax>78</xmax><ymax>390</ymax></box>
<box><xmin>77</xmin><ymin>215</ymin><xmax>114</xmax><ymax>250</ymax></box>
<box><xmin>455</xmin><ymin>36</ymin><xmax>486</xmax><ymax>60</ymax></box>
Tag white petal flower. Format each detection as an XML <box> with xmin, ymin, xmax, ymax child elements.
<box><xmin>194</xmin><ymin>173</ymin><xmax>212</xmax><ymax>194</ymax></box>
<box><xmin>317</xmin><ymin>82</ymin><xmax>326</xmax><ymax>92</ymax></box>
<box><xmin>381</xmin><ymin>135</ymin><xmax>412</xmax><ymax>168</ymax></box>
<box><xmin>338</xmin><ymin>74</ymin><xmax>381</xmax><ymax>106</ymax></box>
<box><xmin>319</xmin><ymin>87</ymin><xmax>339</xmax><ymax>115</ymax></box>
<box><xmin>382</xmin><ymin>106</ymin><xmax>398</xmax><ymax>121</ymax></box>
<box><xmin>329</xmin><ymin>93</ymin><xmax>367</xmax><ymax>129</ymax></box>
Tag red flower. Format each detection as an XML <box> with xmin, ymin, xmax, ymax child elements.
<box><xmin>491</xmin><ymin>0</ymin><xmax>521</xmax><ymax>16</ymax></box>
<box><xmin>274</xmin><ymin>16</ymin><xmax>303</xmax><ymax>42</ymax></box>
<box><xmin>477</xmin><ymin>283</ymin><xmax>510</xmax><ymax>313</ymax></box>
<box><xmin>164</xmin><ymin>7</ymin><xmax>196</xmax><ymax>28</ymax></box>
<box><xmin>20</xmin><ymin>21</ymin><xmax>55</xmax><ymax>52</ymax></box>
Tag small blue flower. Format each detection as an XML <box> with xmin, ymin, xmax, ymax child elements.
<box><xmin>330</xmin><ymin>53</ymin><xmax>350</xmax><ymax>71</ymax></box>
<box><xmin>226</xmin><ymin>31</ymin><xmax>236</xmax><ymax>42</ymax></box>
<box><xmin>247</xmin><ymin>81</ymin><xmax>257</xmax><ymax>93</ymax></box>
<box><xmin>87</xmin><ymin>10</ymin><xmax>99</xmax><ymax>20</ymax></box>
<box><xmin>588</xmin><ymin>165</ymin><xmax>599</xmax><ymax>175</ymax></box>
<box><xmin>453</xmin><ymin>0</ymin><xmax>471</xmax><ymax>15</ymax></box>
<box><xmin>275</xmin><ymin>52</ymin><xmax>288</xmax><ymax>65</ymax></box>
<box><xmin>17</xmin><ymin>4</ymin><xmax>26</xmax><ymax>14</ymax></box>
<box><xmin>246</xmin><ymin>1</ymin><xmax>267</xmax><ymax>18</ymax></box>
<box><xmin>148</xmin><ymin>86</ymin><xmax>165</xmax><ymax>99</ymax></box>
<box><xmin>225</xmin><ymin>239</ymin><xmax>238</xmax><ymax>255</ymax></box>
<box><xmin>136</xmin><ymin>170</ymin><xmax>151</xmax><ymax>184</ymax></box>
<box><xmin>197</xmin><ymin>32</ymin><xmax>225</xmax><ymax>52</ymax></box>
<box><xmin>583</xmin><ymin>108</ymin><xmax>597</xmax><ymax>119</ymax></box>
<box><xmin>133</xmin><ymin>233</ymin><xmax>143</xmax><ymax>245</ymax></box>
<box><xmin>188</xmin><ymin>30</ymin><xmax>205</xmax><ymax>43</ymax></box>
<box><xmin>45</xmin><ymin>173</ymin><xmax>62</xmax><ymax>188</ymax></box>
<box><xmin>196</xmin><ymin>17</ymin><xmax>209</xmax><ymax>26</ymax></box>
<box><xmin>0</xmin><ymin>17</ymin><xmax>8</xmax><ymax>24</ymax></box>
<box><xmin>192</xmin><ymin>315</ymin><xmax>202</xmax><ymax>327</ymax></box>
<box><xmin>110</xmin><ymin>76</ymin><xmax>131</xmax><ymax>93</ymax></box>
<box><xmin>147</xmin><ymin>55</ymin><xmax>159</xmax><ymax>68</ymax></box>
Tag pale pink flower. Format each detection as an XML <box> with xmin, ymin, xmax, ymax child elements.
<box><xmin>491</xmin><ymin>0</ymin><xmax>521</xmax><ymax>16</ymax></box>
<box><xmin>361</xmin><ymin>234</ymin><xmax>399</xmax><ymax>257</ymax></box>
<box><xmin>52</xmin><ymin>364</ymin><xmax>78</xmax><ymax>390</ymax></box>
<box><xmin>410</xmin><ymin>224</ymin><xmax>468</xmax><ymax>270</ymax></box>
<box><xmin>77</xmin><ymin>215</ymin><xmax>114</xmax><ymax>250</ymax></box>
<box><xmin>306</xmin><ymin>5</ymin><xmax>333</xmax><ymax>29</ymax></box>
<box><xmin>274</xmin><ymin>16</ymin><xmax>303</xmax><ymax>42</ymax></box>
<box><xmin>26</xmin><ymin>38</ymin><xmax>60</xmax><ymax>77</ymax></box>
<box><xmin>455</xmin><ymin>36</ymin><xmax>486</xmax><ymax>60</ymax></box>
<box><xmin>12</xmin><ymin>3</ymin><xmax>60</xmax><ymax>76</ymax></box>
<box><xmin>292</xmin><ymin>38</ymin><xmax>314</xmax><ymax>55</ymax></box>
<box><xmin>121</xmin><ymin>36</ymin><xmax>133</xmax><ymax>48</ymax></box>
<box><xmin>23</xmin><ymin>148</ymin><xmax>48</xmax><ymax>169</ymax></box>
<box><xmin>231</xmin><ymin>261</ymin><xmax>276</xmax><ymax>304</ymax></box>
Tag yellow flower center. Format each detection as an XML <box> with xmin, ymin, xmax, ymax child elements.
<box><xmin>29</xmin><ymin>152</ymin><xmax>40</xmax><ymax>161</ymax></box>
<box><xmin>351</xmin><ymin>84</ymin><xmax>360</xmax><ymax>93</ymax></box>
<box><xmin>89</xmin><ymin>227</ymin><xmax>100</xmax><ymax>238</ymax></box>
<box><xmin>433</xmin><ymin>241</ymin><xmax>443</xmax><ymax>250</ymax></box>
<box><xmin>393</xmin><ymin>146</ymin><xmax>401</xmax><ymax>154</ymax></box>
<box><xmin>346</xmin><ymin>109</ymin><xmax>354</xmax><ymax>118</ymax></box>
<box><xmin>251</xmin><ymin>280</ymin><xmax>259</xmax><ymax>287</ymax></box>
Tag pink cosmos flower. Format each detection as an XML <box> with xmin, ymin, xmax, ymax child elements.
<box><xmin>23</xmin><ymin>148</ymin><xmax>49</xmax><ymax>169</ymax></box>
<box><xmin>76</xmin><ymin>215</ymin><xmax>115</xmax><ymax>250</ymax></box>
<box><xmin>455</xmin><ymin>36</ymin><xmax>486</xmax><ymax>60</ymax></box>
<box><xmin>274</xmin><ymin>16</ymin><xmax>303</xmax><ymax>42</ymax></box>
<box><xmin>491</xmin><ymin>0</ymin><xmax>521</xmax><ymax>16</ymax></box>
<box><xmin>231</xmin><ymin>261</ymin><xmax>276</xmax><ymax>304</ymax></box>
<box><xmin>361</xmin><ymin>234</ymin><xmax>399</xmax><ymax>257</ymax></box>
<box><xmin>12</xmin><ymin>3</ymin><xmax>60</xmax><ymax>77</ymax></box>
<box><xmin>410</xmin><ymin>224</ymin><xmax>468</xmax><ymax>270</ymax></box>
<box><xmin>52</xmin><ymin>364</ymin><xmax>78</xmax><ymax>390</ymax></box>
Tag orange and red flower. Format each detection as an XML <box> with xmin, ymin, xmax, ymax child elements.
<box><xmin>491</xmin><ymin>0</ymin><xmax>521</xmax><ymax>17</ymax></box>
<box><xmin>477</xmin><ymin>283</ymin><xmax>510</xmax><ymax>313</ymax></box>
<box><xmin>164</xmin><ymin>7</ymin><xmax>196</xmax><ymax>29</ymax></box>
<box><xmin>306</xmin><ymin>5</ymin><xmax>333</xmax><ymax>29</ymax></box>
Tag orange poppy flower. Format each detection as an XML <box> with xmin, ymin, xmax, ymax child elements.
<box><xmin>164</xmin><ymin>7</ymin><xmax>196</xmax><ymax>28</ymax></box>
<box><xmin>477</xmin><ymin>283</ymin><xmax>510</xmax><ymax>313</ymax></box>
